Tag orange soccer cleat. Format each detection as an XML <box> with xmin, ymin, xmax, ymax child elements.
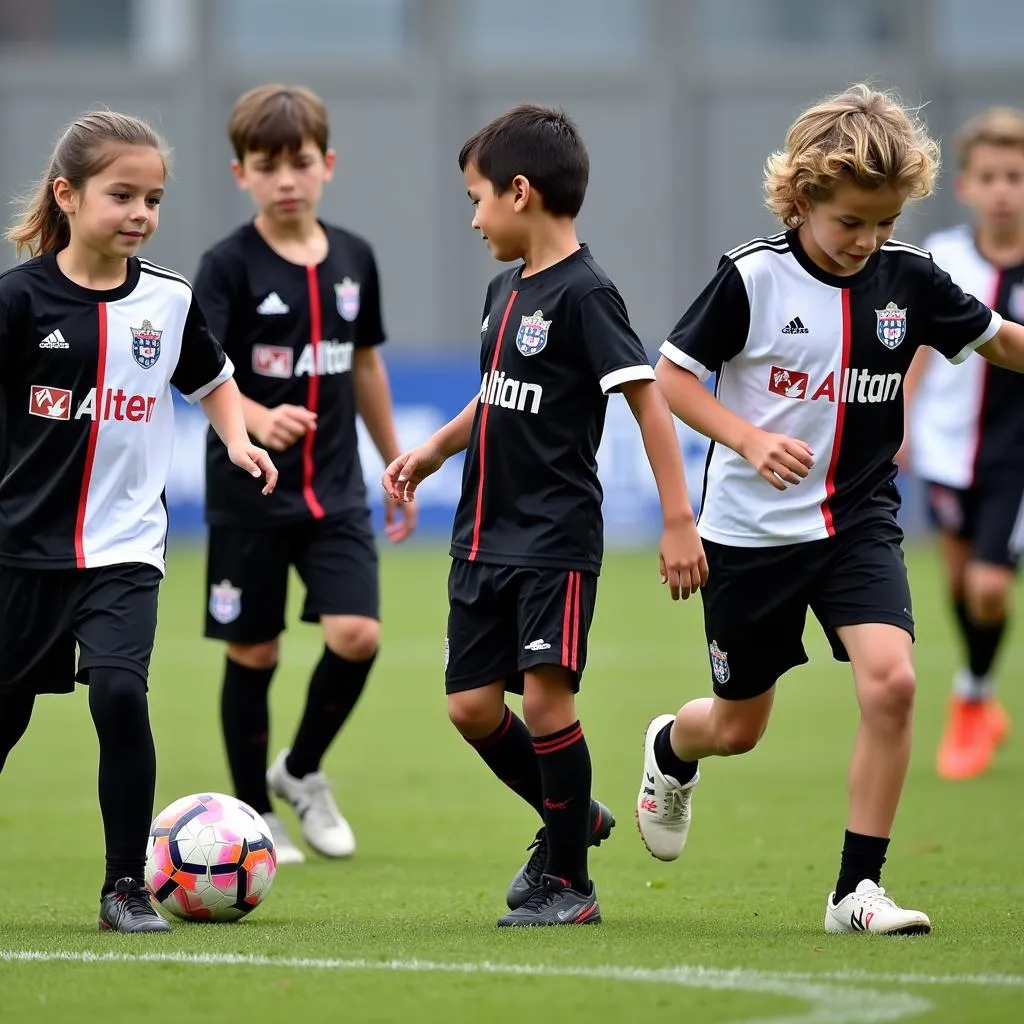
<box><xmin>986</xmin><ymin>699</ymin><xmax>1012</xmax><ymax>747</ymax></box>
<box><xmin>936</xmin><ymin>696</ymin><xmax>998</xmax><ymax>781</ymax></box>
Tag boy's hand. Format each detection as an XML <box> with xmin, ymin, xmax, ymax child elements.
<box><xmin>228</xmin><ymin>442</ymin><xmax>278</xmax><ymax>496</ymax></box>
<box><xmin>382</xmin><ymin>442</ymin><xmax>445</xmax><ymax>502</ymax></box>
<box><xmin>659</xmin><ymin>515</ymin><xmax>709</xmax><ymax>600</ymax></box>
<box><xmin>739</xmin><ymin>429</ymin><xmax>814</xmax><ymax>491</ymax></box>
<box><xmin>254</xmin><ymin>404</ymin><xmax>318</xmax><ymax>452</ymax></box>
<box><xmin>384</xmin><ymin>493</ymin><xmax>418</xmax><ymax>543</ymax></box>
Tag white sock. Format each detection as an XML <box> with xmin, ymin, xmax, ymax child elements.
<box><xmin>953</xmin><ymin>668</ymin><xmax>994</xmax><ymax>702</ymax></box>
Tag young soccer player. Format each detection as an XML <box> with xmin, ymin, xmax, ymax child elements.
<box><xmin>0</xmin><ymin>111</ymin><xmax>276</xmax><ymax>931</ymax></box>
<box><xmin>636</xmin><ymin>85</ymin><xmax>1024</xmax><ymax>935</ymax></box>
<box><xmin>902</xmin><ymin>107</ymin><xmax>1024</xmax><ymax>780</ymax></box>
<box><xmin>195</xmin><ymin>84</ymin><xmax>412</xmax><ymax>865</ymax></box>
<box><xmin>383</xmin><ymin>104</ymin><xmax>707</xmax><ymax>927</ymax></box>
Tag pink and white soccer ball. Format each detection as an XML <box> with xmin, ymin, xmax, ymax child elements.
<box><xmin>145</xmin><ymin>792</ymin><xmax>277</xmax><ymax>922</ymax></box>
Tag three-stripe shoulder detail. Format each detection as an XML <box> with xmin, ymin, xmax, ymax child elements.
<box><xmin>880</xmin><ymin>239</ymin><xmax>931</xmax><ymax>260</ymax></box>
<box><xmin>139</xmin><ymin>258</ymin><xmax>192</xmax><ymax>286</ymax></box>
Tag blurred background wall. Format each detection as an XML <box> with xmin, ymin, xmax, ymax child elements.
<box><xmin>1</xmin><ymin>0</ymin><xmax>1022</xmax><ymax>536</ymax></box>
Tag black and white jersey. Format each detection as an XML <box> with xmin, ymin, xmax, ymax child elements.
<box><xmin>661</xmin><ymin>229</ymin><xmax>1001</xmax><ymax>547</ymax></box>
<box><xmin>0</xmin><ymin>254</ymin><xmax>232</xmax><ymax>572</ymax></box>
<box><xmin>450</xmin><ymin>245</ymin><xmax>656</xmax><ymax>573</ymax></box>
<box><xmin>909</xmin><ymin>225</ymin><xmax>1024</xmax><ymax>488</ymax></box>
<box><xmin>195</xmin><ymin>222</ymin><xmax>385</xmax><ymax>526</ymax></box>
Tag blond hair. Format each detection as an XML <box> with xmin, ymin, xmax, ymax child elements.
<box><xmin>955</xmin><ymin>106</ymin><xmax>1024</xmax><ymax>168</ymax></box>
<box><xmin>764</xmin><ymin>85</ymin><xmax>939</xmax><ymax>228</ymax></box>
<box><xmin>7</xmin><ymin>111</ymin><xmax>170</xmax><ymax>259</ymax></box>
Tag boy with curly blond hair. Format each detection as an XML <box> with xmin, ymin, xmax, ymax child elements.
<box><xmin>636</xmin><ymin>85</ymin><xmax>1024</xmax><ymax>935</ymax></box>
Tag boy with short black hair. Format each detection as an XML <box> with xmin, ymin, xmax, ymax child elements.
<box><xmin>639</xmin><ymin>84</ymin><xmax>1024</xmax><ymax>935</ymax></box>
<box><xmin>903</xmin><ymin>106</ymin><xmax>1024</xmax><ymax>780</ymax></box>
<box><xmin>196</xmin><ymin>83</ymin><xmax>414</xmax><ymax>865</ymax></box>
<box><xmin>384</xmin><ymin>103</ymin><xmax>707</xmax><ymax>927</ymax></box>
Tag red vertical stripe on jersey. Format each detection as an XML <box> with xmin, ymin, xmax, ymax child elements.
<box><xmin>468</xmin><ymin>290</ymin><xmax>518</xmax><ymax>561</ymax></box>
<box><xmin>820</xmin><ymin>289</ymin><xmax>852</xmax><ymax>535</ymax></box>
<box><xmin>302</xmin><ymin>264</ymin><xmax>326</xmax><ymax>519</ymax></box>
<box><xmin>968</xmin><ymin>271</ymin><xmax>1002</xmax><ymax>486</ymax></box>
<box><xmin>75</xmin><ymin>303</ymin><xmax>108</xmax><ymax>567</ymax></box>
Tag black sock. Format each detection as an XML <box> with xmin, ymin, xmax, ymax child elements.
<box><xmin>221</xmin><ymin>658</ymin><xmax>276</xmax><ymax>814</ymax></box>
<box><xmin>953</xmin><ymin>596</ymin><xmax>1006</xmax><ymax>680</ymax></box>
<box><xmin>286</xmin><ymin>647</ymin><xmax>375</xmax><ymax>780</ymax></box>
<box><xmin>533</xmin><ymin>721</ymin><xmax>591</xmax><ymax>893</ymax></box>
<box><xmin>834</xmin><ymin>829</ymin><xmax>890</xmax><ymax>903</ymax></box>
<box><xmin>654</xmin><ymin>722</ymin><xmax>698</xmax><ymax>784</ymax></box>
<box><xmin>0</xmin><ymin>690</ymin><xmax>35</xmax><ymax>774</ymax></box>
<box><xmin>466</xmin><ymin>706</ymin><xmax>544</xmax><ymax>817</ymax></box>
<box><xmin>88</xmin><ymin>670</ymin><xmax>156</xmax><ymax>897</ymax></box>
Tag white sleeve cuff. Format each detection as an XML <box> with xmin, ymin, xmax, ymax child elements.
<box><xmin>948</xmin><ymin>312</ymin><xmax>1003</xmax><ymax>365</ymax></box>
<box><xmin>659</xmin><ymin>340</ymin><xmax>712</xmax><ymax>382</ymax></box>
<box><xmin>599</xmin><ymin>364</ymin><xmax>656</xmax><ymax>394</ymax></box>
<box><xmin>184</xmin><ymin>356</ymin><xmax>235</xmax><ymax>404</ymax></box>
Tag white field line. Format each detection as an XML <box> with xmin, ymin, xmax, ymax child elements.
<box><xmin>0</xmin><ymin>949</ymin><xmax>933</xmax><ymax>1024</ymax></box>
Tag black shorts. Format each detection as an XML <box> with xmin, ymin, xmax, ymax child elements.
<box><xmin>444</xmin><ymin>559</ymin><xmax>598</xmax><ymax>695</ymax></box>
<box><xmin>699</xmin><ymin>519</ymin><xmax>914</xmax><ymax>701</ymax></box>
<box><xmin>204</xmin><ymin>510</ymin><xmax>379</xmax><ymax>644</ymax></box>
<box><xmin>0</xmin><ymin>562</ymin><xmax>161</xmax><ymax>696</ymax></box>
<box><xmin>924</xmin><ymin>476</ymin><xmax>1024</xmax><ymax>569</ymax></box>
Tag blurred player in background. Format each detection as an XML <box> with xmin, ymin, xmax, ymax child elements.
<box><xmin>902</xmin><ymin>107</ymin><xmax>1024</xmax><ymax>780</ymax></box>
<box><xmin>196</xmin><ymin>84</ymin><xmax>413</xmax><ymax>865</ymax></box>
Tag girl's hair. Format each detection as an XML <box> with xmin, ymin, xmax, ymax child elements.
<box><xmin>955</xmin><ymin>106</ymin><xmax>1024</xmax><ymax>169</ymax></box>
<box><xmin>764</xmin><ymin>84</ymin><xmax>939</xmax><ymax>228</ymax></box>
<box><xmin>6</xmin><ymin>111</ymin><xmax>171</xmax><ymax>258</ymax></box>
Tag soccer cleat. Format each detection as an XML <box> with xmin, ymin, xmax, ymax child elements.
<box><xmin>262</xmin><ymin>811</ymin><xmax>306</xmax><ymax>865</ymax></box>
<box><xmin>497</xmin><ymin>874</ymin><xmax>601</xmax><ymax>927</ymax></box>
<box><xmin>98</xmin><ymin>878</ymin><xmax>171</xmax><ymax>933</ymax></box>
<box><xmin>936</xmin><ymin>697</ymin><xmax>997</xmax><ymax>780</ymax></box>
<box><xmin>267</xmin><ymin>749</ymin><xmax>355</xmax><ymax>858</ymax></box>
<box><xmin>987</xmin><ymin>699</ymin><xmax>1012</xmax><ymax>747</ymax></box>
<box><xmin>636</xmin><ymin>714</ymin><xmax>700</xmax><ymax>861</ymax></box>
<box><xmin>824</xmin><ymin>880</ymin><xmax>931</xmax><ymax>935</ymax></box>
<box><xmin>506</xmin><ymin>799</ymin><xmax>616</xmax><ymax>910</ymax></box>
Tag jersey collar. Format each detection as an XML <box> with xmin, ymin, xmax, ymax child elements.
<box><xmin>787</xmin><ymin>229</ymin><xmax>880</xmax><ymax>289</ymax></box>
<box><xmin>42</xmin><ymin>251</ymin><xmax>142</xmax><ymax>302</ymax></box>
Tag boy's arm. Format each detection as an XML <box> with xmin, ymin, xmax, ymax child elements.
<box><xmin>655</xmin><ymin>357</ymin><xmax>814</xmax><ymax>491</ymax></box>
<box><xmin>201</xmin><ymin>379</ymin><xmax>278</xmax><ymax>495</ymax></box>
<box><xmin>975</xmin><ymin>319</ymin><xmax>1024</xmax><ymax>370</ymax></box>
<box><xmin>620</xmin><ymin>378</ymin><xmax>707</xmax><ymax>598</ymax></box>
<box><xmin>382</xmin><ymin>397</ymin><xmax>477</xmax><ymax>502</ymax></box>
<box><xmin>353</xmin><ymin>347</ymin><xmax>400</xmax><ymax>465</ymax></box>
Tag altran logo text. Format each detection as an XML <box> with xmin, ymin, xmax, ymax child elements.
<box><xmin>479</xmin><ymin>370</ymin><xmax>543</xmax><ymax>415</ymax></box>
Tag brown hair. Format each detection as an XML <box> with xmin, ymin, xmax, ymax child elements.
<box><xmin>955</xmin><ymin>106</ymin><xmax>1024</xmax><ymax>169</ymax></box>
<box><xmin>228</xmin><ymin>84</ymin><xmax>329</xmax><ymax>160</ymax></box>
<box><xmin>6</xmin><ymin>111</ymin><xmax>169</xmax><ymax>258</ymax></box>
<box><xmin>458</xmin><ymin>103</ymin><xmax>589</xmax><ymax>219</ymax></box>
<box><xmin>764</xmin><ymin>84</ymin><xmax>939</xmax><ymax>228</ymax></box>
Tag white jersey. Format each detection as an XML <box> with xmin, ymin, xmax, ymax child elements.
<box><xmin>909</xmin><ymin>225</ymin><xmax>1024</xmax><ymax>488</ymax></box>
<box><xmin>661</xmin><ymin>230</ymin><xmax>999</xmax><ymax>547</ymax></box>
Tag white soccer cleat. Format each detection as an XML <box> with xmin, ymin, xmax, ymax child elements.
<box><xmin>262</xmin><ymin>811</ymin><xmax>306</xmax><ymax>865</ymax></box>
<box><xmin>267</xmin><ymin>749</ymin><xmax>356</xmax><ymax>859</ymax></box>
<box><xmin>824</xmin><ymin>880</ymin><xmax>931</xmax><ymax>935</ymax></box>
<box><xmin>636</xmin><ymin>714</ymin><xmax>700</xmax><ymax>861</ymax></box>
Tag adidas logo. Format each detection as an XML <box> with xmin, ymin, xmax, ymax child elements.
<box><xmin>39</xmin><ymin>329</ymin><xmax>69</xmax><ymax>349</ymax></box>
<box><xmin>781</xmin><ymin>317</ymin><xmax>809</xmax><ymax>334</ymax></box>
<box><xmin>257</xmin><ymin>292</ymin><xmax>290</xmax><ymax>315</ymax></box>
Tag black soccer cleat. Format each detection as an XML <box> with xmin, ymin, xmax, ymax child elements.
<box><xmin>99</xmin><ymin>878</ymin><xmax>171</xmax><ymax>933</ymax></box>
<box><xmin>506</xmin><ymin>798</ymin><xmax>615</xmax><ymax>910</ymax></box>
<box><xmin>498</xmin><ymin>874</ymin><xmax>601</xmax><ymax>927</ymax></box>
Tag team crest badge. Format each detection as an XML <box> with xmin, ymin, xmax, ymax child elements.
<box><xmin>335</xmin><ymin>278</ymin><xmax>360</xmax><ymax>322</ymax></box>
<box><xmin>131</xmin><ymin>319</ymin><xmax>162</xmax><ymax>369</ymax></box>
<box><xmin>1009</xmin><ymin>283</ymin><xmax>1024</xmax><ymax>323</ymax></box>
<box><xmin>515</xmin><ymin>309</ymin><xmax>551</xmax><ymax>356</ymax></box>
<box><xmin>709</xmin><ymin>640</ymin><xmax>730</xmax><ymax>684</ymax></box>
<box><xmin>209</xmin><ymin>580</ymin><xmax>241</xmax><ymax>625</ymax></box>
<box><xmin>875</xmin><ymin>301</ymin><xmax>907</xmax><ymax>350</ymax></box>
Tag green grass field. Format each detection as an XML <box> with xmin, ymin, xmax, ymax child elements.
<box><xmin>1</xmin><ymin>542</ymin><xmax>1022</xmax><ymax>1023</ymax></box>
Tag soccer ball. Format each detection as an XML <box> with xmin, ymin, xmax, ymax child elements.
<box><xmin>145</xmin><ymin>792</ymin><xmax>277</xmax><ymax>922</ymax></box>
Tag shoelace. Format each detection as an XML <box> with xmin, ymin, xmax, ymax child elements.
<box><xmin>522</xmin><ymin>829</ymin><xmax>547</xmax><ymax>879</ymax></box>
<box><xmin>115</xmin><ymin>884</ymin><xmax>157</xmax><ymax>918</ymax></box>
<box><xmin>518</xmin><ymin>879</ymin><xmax>563</xmax><ymax>914</ymax></box>
<box><xmin>302</xmin><ymin>774</ymin><xmax>344</xmax><ymax>830</ymax></box>
<box><xmin>852</xmin><ymin>885</ymin><xmax>897</xmax><ymax>910</ymax></box>
<box><xmin>660</xmin><ymin>786</ymin><xmax>689</xmax><ymax>823</ymax></box>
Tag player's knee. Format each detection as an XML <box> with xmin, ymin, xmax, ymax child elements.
<box><xmin>862</xmin><ymin>662</ymin><xmax>916</xmax><ymax>723</ymax></box>
<box><xmin>227</xmin><ymin>640</ymin><xmax>279</xmax><ymax>671</ymax></box>
<box><xmin>447</xmin><ymin>690</ymin><xmax>503</xmax><ymax>738</ymax></box>
<box><xmin>716</xmin><ymin>721</ymin><xmax>763</xmax><ymax>756</ymax></box>
<box><xmin>966</xmin><ymin>576</ymin><xmax>1011</xmax><ymax>624</ymax></box>
<box><xmin>324</xmin><ymin>617</ymin><xmax>380</xmax><ymax>662</ymax></box>
<box><xmin>88</xmin><ymin>669</ymin><xmax>148</xmax><ymax>729</ymax></box>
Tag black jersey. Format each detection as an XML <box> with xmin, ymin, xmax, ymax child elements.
<box><xmin>195</xmin><ymin>221</ymin><xmax>385</xmax><ymax>526</ymax></box>
<box><xmin>0</xmin><ymin>254</ymin><xmax>231</xmax><ymax>572</ymax></box>
<box><xmin>449</xmin><ymin>245</ymin><xmax>656</xmax><ymax>573</ymax></box>
<box><xmin>910</xmin><ymin>225</ymin><xmax>1024</xmax><ymax>487</ymax></box>
<box><xmin>660</xmin><ymin>229</ymin><xmax>1000</xmax><ymax>547</ymax></box>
